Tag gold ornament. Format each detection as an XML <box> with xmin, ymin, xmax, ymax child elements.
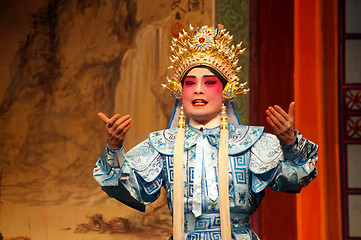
<box><xmin>220</xmin><ymin>103</ymin><xmax>228</xmax><ymax>130</ymax></box>
<box><xmin>162</xmin><ymin>24</ymin><xmax>249</xmax><ymax>100</ymax></box>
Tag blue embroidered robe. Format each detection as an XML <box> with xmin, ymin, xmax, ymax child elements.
<box><xmin>93</xmin><ymin>124</ymin><xmax>318</xmax><ymax>240</ymax></box>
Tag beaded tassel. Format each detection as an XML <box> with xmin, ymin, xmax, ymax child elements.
<box><xmin>173</xmin><ymin>106</ymin><xmax>185</xmax><ymax>240</ymax></box>
<box><xmin>218</xmin><ymin>103</ymin><xmax>231</xmax><ymax>240</ymax></box>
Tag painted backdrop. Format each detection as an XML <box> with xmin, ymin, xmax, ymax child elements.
<box><xmin>0</xmin><ymin>0</ymin><xmax>213</xmax><ymax>239</ymax></box>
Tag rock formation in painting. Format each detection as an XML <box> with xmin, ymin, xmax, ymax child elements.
<box><xmin>0</xmin><ymin>0</ymin><xmax>212</xmax><ymax>239</ymax></box>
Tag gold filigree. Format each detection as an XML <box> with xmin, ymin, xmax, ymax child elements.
<box><xmin>162</xmin><ymin>24</ymin><xmax>249</xmax><ymax>100</ymax></box>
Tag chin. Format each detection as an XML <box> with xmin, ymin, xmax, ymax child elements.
<box><xmin>189</xmin><ymin>114</ymin><xmax>217</xmax><ymax>124</ymax></box>
<box><xmin>184</xmin><ymin>105</ymin><xmax>220</xmax><ymax>124</ymax></box>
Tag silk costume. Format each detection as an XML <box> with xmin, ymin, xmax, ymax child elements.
<box><xmin>93</xmin><ymin>121</ymin><xmax>318</xmax><ymax>240</ymax></box>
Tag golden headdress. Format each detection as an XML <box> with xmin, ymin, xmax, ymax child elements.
<box><xmin>162</xmin><ymin>24</ymin><xmax>249</xmax><ymax>100</ymax></box>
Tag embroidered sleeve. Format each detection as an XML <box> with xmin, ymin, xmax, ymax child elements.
<box><xmin>93</xmin><ymin>139</ymin><xmax>164</xmax><ymax>206</ymax></box>
<box><xmin>93</xmin><ymin>143</ymin><xmax>123</xmax><ymax>186</ymax></box>
<box><xmin>268</xmin><ymin>132</ymin><xmax>318</xmax><ymax>193</ymax></box>
<box><xmin>250</xmin><ymin>132</ymin><xmax>318</xmax><ymax>193</ymax></box>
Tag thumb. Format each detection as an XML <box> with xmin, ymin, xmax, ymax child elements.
<box><xmin>288</xmin><ymin>102</ymin><xmax>295</xmax><ymax>119</ymax></box>
<box><xmin>97</xmin><ymin>112</ymin><xmax>109</xmax><ymax>124</ymax></box>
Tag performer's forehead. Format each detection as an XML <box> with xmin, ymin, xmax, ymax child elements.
<box><xmin>185</xmin><ymin>68</ymin><xmax>215</xmax><ymax>77</ymax></box>
<box><xmin>182</xmin><ymin>65</ymin><xmax>227</xmax><ymax>86</ymax></box>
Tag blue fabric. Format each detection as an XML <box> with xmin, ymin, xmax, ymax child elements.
<box><xmin>168</xmin><ymin>99</ymin><xmax>180</xmax><ymax>129</ymax></box>
<box><xmin>93</xmin><ymin>124</ymin><xmax>318</xmax><ymax>239</ymax></box>
<box><xmin>230</xmin><ymin>101</ymin><xmax>242</xmax><ymax>125</ymax></box>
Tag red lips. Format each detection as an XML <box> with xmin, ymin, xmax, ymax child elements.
<box><xmin>192</xmin><ymin>99</ymin><xmax>208</xmax><ymax>106</ymax></box>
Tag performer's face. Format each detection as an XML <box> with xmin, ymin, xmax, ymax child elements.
<box><xmin>182</xmin><ymin>67</ymin><xmax>223</xmax><ymax>125</ymax></box>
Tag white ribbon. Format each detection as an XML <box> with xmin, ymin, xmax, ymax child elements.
<box><xmin>192</xmin><ymin>137</ymin><xmax>204</xmax><ymax>217</ymax></box>
<box><xmin>192</xmin><ymin>135</ymin><xmax>219</xmax><ymax>217</ymax></box>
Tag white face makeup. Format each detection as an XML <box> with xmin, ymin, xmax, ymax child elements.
<box><xmin>182</xmin><ymin>67</ymin><xmax>223</xmax><ymax>125</ymax></box>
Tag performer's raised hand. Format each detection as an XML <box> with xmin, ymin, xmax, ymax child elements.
<box><xmin>266</xmin><ymin>102</ymin><xmax>296</xmax><ymax>146</ymax></box>
<box><xmin>97</xmin><ymin>112</ymin><xmax>132</xmax><ymax>149</ymax></box>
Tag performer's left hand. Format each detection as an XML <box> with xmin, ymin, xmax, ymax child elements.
<box><xmin>266</xmin><ymin>102</ymin><xmax>296</xmax><ymax>146</ymax></box>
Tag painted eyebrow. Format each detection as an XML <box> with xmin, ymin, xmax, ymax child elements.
<box><xmin>202</xmin><ymin>75</ymin><xmax>217</xmax><ymax>78</ymax></box>
<box><xmin>184</xmin><ymin>75</ymin><xmax>217</xmax><ymax>78</ymax></box>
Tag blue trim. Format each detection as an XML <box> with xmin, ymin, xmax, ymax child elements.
<box><xmin>281</xmin><ymin>130</ymin><xmax>299</xmax><ymax>149</ymax></box>
<box><xmin>251</xmin><ymin>163</ymin><xmax>280</xmax><ymax>193</ymax></box>
<box><xmin>148</xmin><ymin>129</ymin><xmax>175</xmax><ymax>156</ymax></box>
<box><xmin>227</xmin><ymin>126</ymin><xmax>265</xmax><ymax>156</ymax></box>
<box><xmin>168</xmin><ymin>99</ymin><xmax>179</xmax><ymax>129</ymax></box>
<box><xmin>106</xmin><ymin>142</ymin><xmax>123</xmax><ymax>152</ymax></box>
<box><xmin>230</xmin><ymin>101</ymin><xmax>242</xmax><ymax>125</ymax></box>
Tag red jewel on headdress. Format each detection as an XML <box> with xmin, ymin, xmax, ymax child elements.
<box><xmin>199</xmin><ymin>37</ymin><xmax>205</xmax><ymax>43</ymax></box>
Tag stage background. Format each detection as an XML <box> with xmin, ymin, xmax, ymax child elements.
<box><xmin>0</xmin><ymin>0</ymin><xmax>342</xmax><ymax>240</ymax></box>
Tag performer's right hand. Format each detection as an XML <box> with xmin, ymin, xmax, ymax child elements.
<box><xmin>97</xmin><ymin>112</ymin><xmax>132</xmax><ymax>149</ymax></box>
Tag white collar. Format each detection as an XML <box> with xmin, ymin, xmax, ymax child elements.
<box><xmin>189</xmin><ymin>114</ymin><xmax>221</xmax><ymax>129</ymax></box>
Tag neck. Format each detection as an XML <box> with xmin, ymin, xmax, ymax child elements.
<box><xmin>189</xmin><ymin>114</ymin><xmax>221</xmax><ymax>129</ymax></box>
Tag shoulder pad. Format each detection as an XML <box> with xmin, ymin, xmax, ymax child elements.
<box><xmin>228</xmin><ymin>125</ymin><xmax>264</xmax><ymax>155</ymax></box>
<box><xmin>148</xmin><ymin>128</ymin><xmax>177</xmax><ymax>155</ymax></box>
<box><xmin>250</xmin><ymin>133</ymin><xmax>284</xmax><ymax>174</ymax></box>
<box><xmin>125</xmin><ymin>139</ymin><xmax>163</xmax><ymax>182</ymax></box>
<box><xmin>148</xmin><ymin>126</ymin><xmax>205</xmax><ymax>154</ymax></box>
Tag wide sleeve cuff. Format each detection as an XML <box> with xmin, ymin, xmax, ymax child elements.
<box><xmin>282</xmin><ymin>131</ymin><xmax>318</xmax><ymax>165</ymax></box>
<box><xmin>93</xmin><ymin>144</ymin><xmax>123</xmax><ymax>186</ymax></box>
<box><xmin>268</xmin><ymin>131</ymin><xmax>319</xmax><ymax>192</ymax></box>
<box><xmin>250</xmin><ymin>132</ymin><xmax>319</xmax><ymax>193</ymax></box>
